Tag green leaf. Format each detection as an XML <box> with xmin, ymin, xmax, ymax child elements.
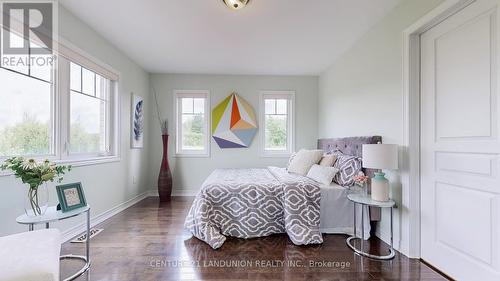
<box><xmin>41</xmin><ymin>172</ymin><xmax>55</xmax><ymax>181</ymax></box>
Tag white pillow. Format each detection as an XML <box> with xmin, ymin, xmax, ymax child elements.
<box><xmin>287</xmin><ymin>149</ymin><xmax>324</xmax><ymax>176</ymax></box>
<box><xmin>307</xmin><ymin>164</ymin><xmax>340</xmax><ymax>185</ymax></box>
<box><xmin>319</xmin><ymin>154</ymin><xmax>337</xmax><ymax>167</ymax></box>
<box><xmin>286</xmin><ymin>152</ymin><xmax>297</xmax><ymax>170</ymax></box>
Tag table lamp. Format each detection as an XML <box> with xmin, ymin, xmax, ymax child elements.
<box><xmin>362</xmin><ymin>143</ymin><xmax>398</xmax><ymax>201</ymax></box>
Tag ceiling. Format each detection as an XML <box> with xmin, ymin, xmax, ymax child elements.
<box><xmin>60</xmin><ymin>0</ymin><xmax>402</xmax><ymax>75</ymax></box>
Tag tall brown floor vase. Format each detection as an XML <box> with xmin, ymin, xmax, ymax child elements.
<box><xmin>158</xmin><ymin>134</ymin><xmax>173</xmax><ymax>202</ymax></box>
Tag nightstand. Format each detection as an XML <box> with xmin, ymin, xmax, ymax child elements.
<box><xmin>346</xmin><ymin>193</ymin><xmax>395</xmax><ymax>260</ymax></box>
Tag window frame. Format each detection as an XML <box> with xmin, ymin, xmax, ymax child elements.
<box><xmin>0</xmin><ymin>38</ymin><xmax>121</xmax><ymax>169</ymax></box>
<box><xmin>174</xmin><ymin>90</ymin><xmax>211</xmax><ymax>158</ymax></box>
<box><xmin>0</xmin><ymin>59</ymin><xmax>57</xmax><ymax>160</ymax></box>
<box><xmin>63</xmin><ymin>60</ymin><xmax>115</xmax><ymax>158</ymax></box>
<box><xmin>259</xmin><ymin>91</ymin><xmax>295</xmax><ymax>157</ymax></box>
<box><xmin>57</xmin><ymin>44</ymin><xmax>121</xmax><ymax>165</ymax></box>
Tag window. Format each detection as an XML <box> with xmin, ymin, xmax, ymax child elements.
<box><xmin>59</xmin><ymin>55</ymin><xmax>119</xmax><ymax>161</ymax></box>
<box><xmin>260</xmin><ymin>91</ymin><xmax>295</xmax><ymax>156</ymax></box>
<box><xmin>69</xmin><ymin>62</ymin><xmax>110</xmax><ymax>155</ymax></box>
<box><xmin>0</xmin><ymin>65</ymin><xmax>53</xmax><ymax>157</ymax></box>
<box><xmin>0</xmin><ymin>42</ymin><xmax>119</xmax><ymax>164</ymax></box>
<box><xmin>174</xmin><ymin>91</ymin><xmax>210</xmax><ymax>157</ymax></box>
<box><xmin>0</xmin><ymin>32</ymin><xmax>54</xmax><ymax>157</ymax></box>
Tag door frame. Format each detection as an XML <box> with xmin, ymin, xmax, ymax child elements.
<box><xmin>401</xmin><ymin>0</ymin><xmax>476</xmax><ymax>258</ymax></box>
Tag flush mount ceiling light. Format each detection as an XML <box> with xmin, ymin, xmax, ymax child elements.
<box><xmin>223</xmin><ymin>0</ymin><xmax>250</xmax><ymax>10</ymax></box>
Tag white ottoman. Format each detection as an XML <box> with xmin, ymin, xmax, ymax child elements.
<box><xmin>0</xmin><ymin>229</ymin><xmax>61</xmax><ymax>281</ymax></box>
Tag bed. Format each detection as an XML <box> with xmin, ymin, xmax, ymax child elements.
<box><xmin>317</xmin><ymin>136</ymin><xmax>382</xmax><ymax>233</ymax></box>
<box><xmin>185</xmin><ymin>136</ymin><xmax>381</xmax><ymax>249</ymax></box>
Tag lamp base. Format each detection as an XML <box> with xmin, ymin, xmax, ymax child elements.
<box><xmin>371</xmin><ymin>172</ymin><xmax>390</xmax><ymax>202</ymax></box>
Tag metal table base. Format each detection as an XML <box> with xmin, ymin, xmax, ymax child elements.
<box><xmin>60</xmin><ymin>254</ymin><xmax>91</xmax><ymax>281</ymax></box>
<box><xmin>346</xmin><ymin>236</ymin><xmax>395</xmax><ymax>260</ymax></box>
<box><xmin>346</xmin><ymin>199</ymin><xmax>395</xmax><ymax>260</ymax></box>
<box><xmin>60</xmin><ymin>208</ymin><xmax>91</xmax><ymax>281</ymax></box>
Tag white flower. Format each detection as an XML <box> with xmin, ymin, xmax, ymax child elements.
<box><xmin>22</xmin><ymin>159</ymin><xmax>38</xmax><ymax>170</ymax></box>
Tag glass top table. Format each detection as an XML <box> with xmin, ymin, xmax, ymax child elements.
<box><xmin>347</xmin><ymin>193</ymin><xmax>396</xmax><ymax>208</ymax></box>
<box><xmin>346</xmin><ymin>193</ymin><xmax>396</xmax><ymax>260</ymax></box>
<box><xmin>16</xmin><ymin>205</ymin><xmax>90</xmax><ymax>225</ymax></box>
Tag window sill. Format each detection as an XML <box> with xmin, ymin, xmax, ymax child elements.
<box><xmin>0</xmin><ymin>156</ymin><xmax>121</xmax><ymax>177</ymax></box>
<box><xmin>57</xmin><ymin>156</ymin><xmax>121</xmax><ymax>167</ymax></box>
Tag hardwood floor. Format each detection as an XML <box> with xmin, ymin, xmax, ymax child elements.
<box><xmin>61</xmin><ymin>197</ymin><xmax>448</xmax><ymax>281</ymax></box>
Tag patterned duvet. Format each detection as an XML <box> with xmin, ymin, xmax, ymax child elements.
<box><xmin>184</xmin><ymin>167</ymin><xmax>323</xmax><ymax>249</ymax></box>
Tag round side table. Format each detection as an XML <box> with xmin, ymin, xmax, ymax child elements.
<box><xmin>346</xmin><ymin>193</ymin><xmax>395</xmax><ymax>260</ymax></box>
<box><xmin>16</xmin><ymin>205</ymin><xmax>91</xmax><ymax>281</ymax></box>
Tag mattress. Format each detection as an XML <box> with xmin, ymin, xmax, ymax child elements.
<box><xmin>319</xmin><ymin>182</ymin><xmax>371</xmax><ymax>239</ymax></box>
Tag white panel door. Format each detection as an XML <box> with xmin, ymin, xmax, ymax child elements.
<box><xmin>421</xmin><ymin>0</ymin><xmax>500</xmax><ymax>280</ymax></box>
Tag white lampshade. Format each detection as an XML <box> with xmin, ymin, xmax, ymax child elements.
<box><xmin>362</xmin><ymin>144</ymin><xmax>398</xmax><ymax>170</ymax></box>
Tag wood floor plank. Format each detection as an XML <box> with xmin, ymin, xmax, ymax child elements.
<box><xmin>60</xmin><ymin>197</ymin><xmax>448</xmax><ymax>281</ymax></box>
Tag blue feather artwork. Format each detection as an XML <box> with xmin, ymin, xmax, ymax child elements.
<box><xmin>134</xmin><ymin>100</ymin><xmax>143</xmax><ymax>140</ymax></box>
<box><xmin>131</xmin><ymin>94</ymin><xmax>144</xmax><ymax>148</ymax></box>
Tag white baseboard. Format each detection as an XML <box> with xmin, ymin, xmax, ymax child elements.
<box><xmin>61</xmin><ymin>191</ymin><xmax>150</xmax><ymax>242</ymax></box>
<box><xmin>148</xmin><ymin>188</ymin><xmax>197</xmax><ymax>197</ymax></box>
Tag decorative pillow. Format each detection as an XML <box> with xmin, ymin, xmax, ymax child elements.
<box><xmin>287</xmin><ymin>149</ymin><xmax>324</xmax><ymax>176</ymax></box>
<box><xmin>332</xmin><ymin>152</ymin><xmax>362</xmax><ymax>186</ymax></box>
<box><xmin>286</xmin><ymin>152</ymin><xmax>297</xmax><ymax>170</ymax></box>
<box><xmin>306</xmin><ymin>164</ymin><xmax>340</xmax><ymax>185</ymax></box>
<box><xmin>319</xmin><ymin>154</ymin><xmax>337</xmax><ymax>167</ymax></box>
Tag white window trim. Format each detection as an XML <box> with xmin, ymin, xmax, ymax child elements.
<box><xmin>59</xmin><ymin>59</ymin><xmax>121</xmax><ymax>164</ymax></box>
<box><xmin>259</xmin><ymin>91</ymin><xmax>295</xmax><ymax>158</ymax></box>
<box><xmin>57</xmin><ymin>37</ymin><xmax>120</xmax><ymax>82</ymax></box>
<box><xmin>0</xmin><ymin>37</ymin><xmax>121</xmax><ymax>173</ymax></box>
<box><xmin>174</xmin><ymin>90</ymin><xmax>211</xmax><ymax>158</ymax></box>
<box><xmin>57</xmin><ymin>38</ymin><xmax>121</xmax><ymax>165</ymax></box>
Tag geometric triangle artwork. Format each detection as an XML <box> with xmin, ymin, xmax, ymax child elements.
<box><xmin>212</xmin><ymin>92</ymin><xmax>258</xmax><ymax>148</ymax></box>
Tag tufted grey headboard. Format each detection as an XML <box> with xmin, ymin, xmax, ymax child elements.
<box><xmin>317</xmin><ymin>136</ymin><xmax>382</xmax><ymax>177</ymax></box>
<box><xmin>318</xmin><ymin>136</ymin><xmax>382</xmax><ymax>221</ymax></box>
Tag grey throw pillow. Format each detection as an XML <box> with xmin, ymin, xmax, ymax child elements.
<box><xmin>332</xmin><ymin>151</ymin><xmax>362</xmax><ymax>186</ymax></box>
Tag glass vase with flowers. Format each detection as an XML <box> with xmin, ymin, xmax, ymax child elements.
<box><xmin>1</xmin><ymin>157</ymin><xmax>71</xmax><ymax>217</ymax></box>
<box><xmin>353</xmin><ymin>171</ymin><xmax>370</xmax><ymax>195</ymax></box>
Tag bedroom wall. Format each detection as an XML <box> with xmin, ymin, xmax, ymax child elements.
<box><xmin>149</xmin><ymin>74</ymin><xmax>318</xmax><ymax>195</ymax></box>
<box><xmin>317</xmin><ymin>0</ymin><xmax>444</xmax><ymax>255</ymax></box>
<box><xmin>0</xmin><ymin>5</ymin><xmax>151</xmax><ymax>236</ymax></box>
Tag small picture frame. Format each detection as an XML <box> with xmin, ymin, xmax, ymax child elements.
<box><xmin>56</xmin><ymin>182</ymin><xmax>87</xmax><ymax>212</ymax></box>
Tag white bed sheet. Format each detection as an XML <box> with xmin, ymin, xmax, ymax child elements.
<box><xmin>319</xmin><ymin>182</ymin><xmax>371</xmax><ymax>239</ymax></box>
